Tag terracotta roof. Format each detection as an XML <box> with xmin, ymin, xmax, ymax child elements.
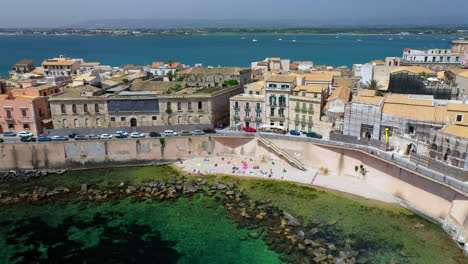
<box><xmin>447</xmin><ymin>69</ymin><xmax>468</xmax><ymax>75</ymax></box>
<box><xmin>265</xmin><ymin>75</ymin><xmax>296</xmax><ymax>83</ymax></box>
<box><xmin>28</xmin><ymin>84</ymin><xmax>56</xmax><ymax>91</ymax></box>
<box><xmin>437</xmin><ymin>71</ymin><xmax>445</xmax><ymax>79</ymax></box>
<box><xmin>293</xmin><ymin>84</ymin><xmax>327</xmax><ymax>93</ymax></box>
<box><xmin>384</xmin><ymin>94</ymin><xmax>434</xmax><ymax>106</ymax></box>
<box><xmin>382</xmin><ymin>104</ymin><xmax>447</xmax><ymax>122</ymax></box>
<box><xmin>180</xmin><ymin>67</ymin><xmax>248</xmax><ymax>75</ymax></box>
<box><xmin>43</xmin><ymin>60</ymin><xmax>76</xmax><ymax>66</ymax></box>
<box><xmin>150</xmin><ymin>62</ymin><xmax>164</xmax><ymax>68</ymax></box>
<box><xmin>333</xmin><ymin>78</ymin><xmax>352</xmax><ymax>87</ymax></box>
<box><xmin>442</xmin><ymin>125</ymin><xmax>468</xmax><ymax>138</ymax></box>
<box><xmin>328</xmin><ymin>85</ymin><xmax>351</xmax><ymax>102</ymax></box>
<box><xmin>358</xmin><ymin>89</ymin><xmax>377</xmax><ymax>97</ymax></box>
<box><xmin>167</xmin><ymin>62</ymin><xmax>181</xmax><ymax>69</ymax></box>
<box><xmin>353</xmin><ymin>95</ymin><xmax>384</xmax><ymax>105</ymax></box>
<box><xmin>16</xmin><ymin>60</ymin><xmax>34</xmax><ymax>65</ymax></box>
<box><xmin>447</xmin><ymin>103</ymin><xmax>468</xmax><ymax>112</ymax></box>
<box><xmin>391</xmin><ymin>66</ymin><xmax>436</xmax><ymax>75</ymax></box>
<box><xmin>304</xmin><ymin>71</ymin><xmax>338</xmax><ymax>82</ymax></box>
<box><xmin>372</xmin><ymin>60</ymin><xmax>386</xmax><ymax>65</ymax></box>
<box><xmin>459</xmin><ymin>71</ymin><xmax>468</xmax><ymax>78</ymax></box>
<box><xmin>245</xmin><ymin>81</ymin><xmax>265</xmax><ymax>89</ymax></box>
<box><xmin>270</xmin><ymin>58</ymin><xmax>281</xmax><ymax>62</ymax></box>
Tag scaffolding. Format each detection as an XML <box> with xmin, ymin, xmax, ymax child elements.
<box><xmin>388</xmin><ymin>72</ymin><xmax>453</xmax><ymax>99</ymax></box>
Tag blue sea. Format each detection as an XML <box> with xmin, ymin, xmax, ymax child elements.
<box><xmin>0</xmin><ymin>34</ymin><xmax>463</xmax><ymax>77</ymax></box>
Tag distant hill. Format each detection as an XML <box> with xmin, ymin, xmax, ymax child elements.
<box><xmin>69</xmin><ymin>18</ymin><xmax>468</xmax><ymax>30</ymax></box>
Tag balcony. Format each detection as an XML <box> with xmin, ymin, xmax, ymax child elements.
<box><xmin>233</xmin><ymin>106</ymin><xmax>240</xmax><ymax>111</ymax></box>
<box><xmin>245</xmin><ymin>107</ymin><xmax>251</xmax><ymax>112</ymax></box>
<box><xmin>234</xmin><ymin>116</ymin><xmax>240</xmax><ymax>120</ymax></box>
<box><xmin>255</xmin><ymin>108</ymin><xmax>262</xmax><ymax>112</ymax></box>
<box><xmin>270</xmin><ymin>116</ymin><xmax>285</xmax><ymax>120</ymax></box>
<box><xmin>255</xmin><ymin>117</ymin><xmax>262</xmax><ymax>122</ymax></box>
<box><xmin>244</xmin><ymin>117</ymin><xmax>252</xmax><ymax>122</ymax></box>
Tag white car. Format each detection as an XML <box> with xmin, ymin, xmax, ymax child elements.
<box><xmin>130</xmin><ymin>132</ymin><xmax>145</xmax><ymax>138</ymax></box>
<box><xmin>18</xmin><ymin>131</ymin><xmax>33</xmax><ymax>137</ymax></box>
<box><xmin>100</xmin><ymin>134</ymin><xmax>113</xmax><ymax>139</ymax></box>
<box><xmin>164</xmin><ymin>130</ymin><xmax>175</xmax><ymax>137</ymax></box>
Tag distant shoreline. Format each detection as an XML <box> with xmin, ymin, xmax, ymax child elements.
<box><xmin>0</xmin><ymin>32</ymin><xmax>466</xmax><ymax>37</ymax></box>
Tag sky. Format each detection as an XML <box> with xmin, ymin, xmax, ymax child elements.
<box><xmin>1</xmin><ymin>0</ymin><xmax>468</xmax><ymax>28</ymax></box>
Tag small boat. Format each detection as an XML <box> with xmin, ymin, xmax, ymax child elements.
<box><xmin>292</xmin><ymin>39</ymin><xmax>296</xmax><ymax>42</ymax></box>
<box><xmin>252</xmin><ymin>39</ymin><xmax>258</xmax><ymax>42</ymax></box>
<box><xmin>388</xmin><ymin>38</ymin><xmax>393</xmax><ymax>40</ymax></box>
<box><xmin>241</xmin><ymin>37</ymin><xmax>245</xmax><ymax>40</ymax></box>
<box><xmin>356</xmin><ymin>39</ymin><xmax>362</xmax><ymax>42</ymax></box>
<box><xmin>278</xmin><ymin>38</ymin><xmax>283</xmax><ymax>41</ymax></box>
<box><xmin>459</xmin><ymin>38</ymin><xmax>465</xmax><ymax>40</ymax></box>
<box><xmin>442</xmin><ymin>38</ymin><xmax>446</xmax><ymax>40</ymax></box>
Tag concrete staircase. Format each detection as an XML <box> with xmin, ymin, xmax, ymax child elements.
<box><xmin>257</xmin><ymin>135</ymin><xmax>306</xmax><ymax>171</ymax></box>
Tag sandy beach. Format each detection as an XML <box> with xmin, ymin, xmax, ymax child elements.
<box><xmin>175</xmin><ymin>155</ymin><xmax>397</xmax><ymax>204</ymax></box>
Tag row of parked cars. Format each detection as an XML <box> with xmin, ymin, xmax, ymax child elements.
<box><xmin>1</xmin><ymin>128</ymin><xmax>217</xmax><ymax>143</ymax></box>
<box><xmin>242</xmin><ymin>127</ymin><xmax>322</xmax><ymax>139</ymax></box>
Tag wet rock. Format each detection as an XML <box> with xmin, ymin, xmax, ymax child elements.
<box><xmin>46</xmin><ymin>190</ymin><xmax>60</xmax><ymax>197</ymax></box>
<box><xmin>297</xmin><ymin>230</ymin><xmax>305</xmax><ymax>240</ymax></box>
<box><xmin>127</xmin><ymin>186</ymin><xmax>137</xmax><ymax>192</ymax></box>
<box><xmin>415</xmin><ymin>223</ymin><xmax>425</xmax><ymax>229</ymax></box>
<box><xmin>328</xmin><ymin>244</ymin><xmax>337</xmax><ymax>251</ymax></box>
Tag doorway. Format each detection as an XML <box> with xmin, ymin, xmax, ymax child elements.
<box><xmin>130</xmin><ymin>118</ymin><xmax>137</xmax><ymax>127</ymax></box>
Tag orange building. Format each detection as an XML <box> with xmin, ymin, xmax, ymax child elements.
<box><xmin>0</xmin><ymin>84</ymin><xmax>58</xmax><ymax>134</ymax></box>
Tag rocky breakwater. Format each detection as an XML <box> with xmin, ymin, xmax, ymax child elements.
<box><xmin>0</xmin><ymin>176</ymin><xmax>366</xmax><ymax>264</ymax></box>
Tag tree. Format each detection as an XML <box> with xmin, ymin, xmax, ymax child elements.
<box><xmin>166</xmin><ymin>71</ymin><xmax>174</xmax><ymax>81</ymax></box>
<box><xmin>224</xmin><ymin>80</ymin><xmax>239</xmax><ymax>86</ymax></box>
<box><xmin>122</xmin><ymin>78</ymin><xmax>129</xmax><ymax>83</ymax></box>
<box><xmin>167</xmin><ymin>59</ymin><xmax>174</xmax><ymax>65</ymax></box>
<box><xmin>363</xmin><ymin>80</ymin><xmax>384</xmax><ymax>96</ymax></box>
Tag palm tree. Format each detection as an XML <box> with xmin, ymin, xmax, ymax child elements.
<box><xmin>363</xmin><ymin>80</ymin><xmax>384</xmax><ymax>96</ymax></box>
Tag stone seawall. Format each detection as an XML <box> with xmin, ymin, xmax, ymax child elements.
<box><xmin>0</xmin><ymin>135</ymin><xmax>467</xmax><ymax>251</ymax></box>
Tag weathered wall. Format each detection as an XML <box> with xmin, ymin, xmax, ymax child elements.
<box><xmin>0</xmin><ymin>136</ymin><xmax>467</xmax><ymax>245</ymax></box>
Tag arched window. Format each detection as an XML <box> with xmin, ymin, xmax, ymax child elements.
<box><xmin>178</xmin><ymin>116</ymin><xmax>182</xmax><ymax>124</ymax></box>
<box><xmin>198</xmin><ymin>101</ymin><xmax>202</xmax><ymax>110</ymax></box>
<box><xmin>188</xmin><ymin>116</ymin><xmax>192</xmax><ymax>123</ymax></box>
<box><xmin>74</xmin><ymin>119</ymin><xmax>79</xmax><ymax>128</ymax></box>
<box><xmin>63</xmin><ymin>119</ymin><xmax>69</xmax><ymax>128</ymax></box>
<box><xmin>85</xmin><ymin>118</ymin><xmax>89</xmax><ymax>127</ymax></box>
<box><xmin>167</xmin><ymin>102</ymin><xmax>171</xmax><ymax>110</ymax></box>
<box><xmin>96</xmin><ymin>118</ymin><xmax>101</xmax><ymax>127</ymax></box>
<box><xmin>451</xmin><ymin>150</ymin><xmax>461</xmax><ymax>167</ymax></box>
<box><xmin>430</xmin><ymin>143</ymin><xmax>438</xmax><ymax>159</ymax></box>
<box><xmin>95</xmin><ymin>104</ymin><xmax>99</xmax><ymax>113</ymax></box>
<box><xmin>83</xmin><ymin>104</ymin><xmax>88</xmax><ymax>113</ymax></box>
<box><xmin>72</xmin><ymin>104</ymin><xmax>77</xmax><ymax>113</ymax></box>
<box><xmin>61</xmin><ymin>104</ymin><xmax>66</xmax><ymax>114</ymax></box>
<box><xmin>444</xmin><ymin>148</ymin><xmax>451</xmax><ymax>161</ymax></box>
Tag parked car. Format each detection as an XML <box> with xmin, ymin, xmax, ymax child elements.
<box><xmin>115</xmin><ymin>131</ymin><xmax>129</xmax><ymax>138</ymax></box>
<box><xmin>3</xmin><ymin>131</ymin><xmax>16</xmax><ymax>137</ymax></box>
<box><xmin>164</xmin><ymin>130</ymin><xmax>175</xmax><ymax>137</ymax></box>
<box><xmin>38</xmin><ymin>136</ymin><xmax>52</xmax><ymax>142</ymax></box>
<box><xmin>180</xmin><ymin>130</ymin><xmax>192</xmax><ymax>136</ymax></box>
<box><xmin>21</xmin><ymin>136</ymin><xmax>37</xmax><ymax>142</ymax></box>
<box><xmin>88</xmin><ymin>134</ymin><xmax>100</xmax><ymax>140</ymax></box>
<box><xmin>149</xmin><ymin>132</ymin><xmax>161</xmax><ymax>138</ymax></box>
<box><xmin>18</xmin><ymin>131</ymin><xmax>33</xmax><ymax>137</ymax></box>
<box><xmin>244</xmin><ymin>127</ymin><xmax>257</xmax><ymax>133</ymax></box>
<box><xmin>306</xmin><ymin>131</ymin><xmax>323</xmax><ymax>139</ymax></box>
<box><xmin>0</xmin><ymin>138</ymin><xmax>4</xmax><ymax>143</ymax></box>
<box><xmin>74</xmin><ymin>135</ymin><xmax>87</xmax><ymax>140</ymax></box>
<box><xmin>290</xmin><ymin>130</ymin><xmax>301</xmax><ymax>136</ymax></box>
<box><xmin>52</xmin><ymin>136</ymin><xmax>69</xmax><ymax>141</ymax></box>
<box><xmin>68</xmin><ymin>133</ymin><xmax>78</xmax><ymax>138</ymax></box>
<box><xmin>193</xmin><ymin>130</ymin><xmax>205</xmax><ymax>135</ymax></box>
<box><xmin>130</xmin><ymin>132</ymin><xmax>145</xmax><ymax>138</ymax></box>
<box><xmin>203</xmin><ymin>128</ymin><xmax>216</xmax><ymax>134</ymax></box>
<box><xmin>100</xmin><ymin>134</ymin><xmax>113</xmax><ymax>139</ymax></box>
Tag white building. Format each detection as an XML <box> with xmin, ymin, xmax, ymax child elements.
<box><xmin>402</xmin><ymin>48</ymin><xmax>462</xmax><ymax>64</ymax></box>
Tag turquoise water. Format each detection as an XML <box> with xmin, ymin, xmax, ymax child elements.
<box><xmin>0</xmin><ymin>196</ymin><xmax>284</xmax><ymax>264</ymax></box>
<box><xmin>0</xmin><ymin>34</ymin><xmax>462</xmax><ymax>77</ymax></box>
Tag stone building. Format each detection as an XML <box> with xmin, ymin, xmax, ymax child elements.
<box><xmin>429</xmin><ymin>124</ymin><xmax>468</xmax><ymax>169</ymax></box>
<box><xmin>49</xmin><ymin>83</ymin><xmax>242</xmax><ymax>131</ymax></box>
<box><xmin>48</xmin><ymin>86</ymin><xmax>108</xmax><ymax>129</ymax></box>
<box><xmin>42</xmin><ymin>56</ymin><xmax>82</xmax><ymax>77</ymax></box>
<box><xmin>179</xmin><ymin>67</ymin><xmax>252</xmax><ymax>88</ymax></box>
<box><xmin>289</xmin><ymin>84</ymin><xmax>329</xmax><ymax>133</ymax></box>
<box><xmin>9</xmin><ymin>60</ymin><xmax>35</xmax><ymax>77</ymax></box>
<box><xmin>264</xmin><ymin>75</ymin><xmax>298</xmax><ymax>129</ymax></box>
